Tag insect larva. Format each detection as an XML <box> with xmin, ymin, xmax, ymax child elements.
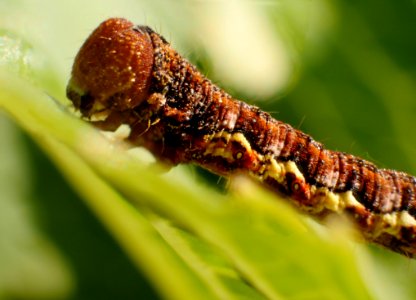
<box><xmin>67</xmin><ymin>18</ymin><xmax>416</xmax><ymax>258</ymax></box>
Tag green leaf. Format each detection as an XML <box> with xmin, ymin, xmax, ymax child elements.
<box><xmin>0</xmin><ymin>72</ymin><xmax>373</xmax><ymax>299</ymax></box>
<box><xmin>0</xmin><ymin>32</ymin><xmax>72</xmax><ymax>300</ymax></box>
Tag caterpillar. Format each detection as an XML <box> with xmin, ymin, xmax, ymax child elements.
<box><xmin>67</xmin><ymin>18</ymin><xmax>416</xmax><ymax>258</ymax></box>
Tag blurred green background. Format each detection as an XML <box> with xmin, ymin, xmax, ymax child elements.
<box><xmin>1</xmin><ymin>0</ymin><xmax>416</xmax><ymax>299</ymax></box>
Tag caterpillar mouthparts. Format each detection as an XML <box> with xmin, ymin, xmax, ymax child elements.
<box><xmin>67</xmin><ymin>18</ymin><xmax>416</xmax><ymax>258</ymax></box>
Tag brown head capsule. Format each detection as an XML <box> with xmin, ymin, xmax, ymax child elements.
<box><xmin>67</xmin><ymin>18</ymin><xmax>153</xmax><ymax>118</ymax></box>
<box><xmin>67</xmin><ymin>18</ymin><xmax>416</xmax><ymax>258</ymax></box>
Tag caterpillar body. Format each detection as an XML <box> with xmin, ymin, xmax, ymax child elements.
<box><xmin>67</xmin><ymin>18</ymin><xmax>416</xmax><ymax>258</ymax></box>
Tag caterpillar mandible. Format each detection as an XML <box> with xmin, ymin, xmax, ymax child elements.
<box><xmin>66</xmin><ymin>18</ymin><xmax>416</xmax><ymax>258</ymax></box>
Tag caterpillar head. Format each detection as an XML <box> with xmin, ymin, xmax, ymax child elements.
<box><xmin>66</xmin><ymin>18</ymin><xmax>154</xmax><ymax>120</ymax></box>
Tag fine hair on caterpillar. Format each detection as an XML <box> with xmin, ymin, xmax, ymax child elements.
<box><xmin>67</xmin><ymin>18</ymin><xmax>416</xmax><ymax>258</ymax></box>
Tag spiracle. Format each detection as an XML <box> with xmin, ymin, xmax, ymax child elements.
<box><xmin>67</xmin><ymin>18</ymin><xmax>416</xmax><ymax>258</ymax></box>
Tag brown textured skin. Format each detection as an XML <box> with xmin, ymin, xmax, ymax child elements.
<box><xmin>67</xmin><ymin>18</ymin><xmax>154</xmax><ymax>116</ymax></box>
<box><xmin>67</xmin><ymin>18</ymin><xmax>416</xmax><ymax>258</ymax></box>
